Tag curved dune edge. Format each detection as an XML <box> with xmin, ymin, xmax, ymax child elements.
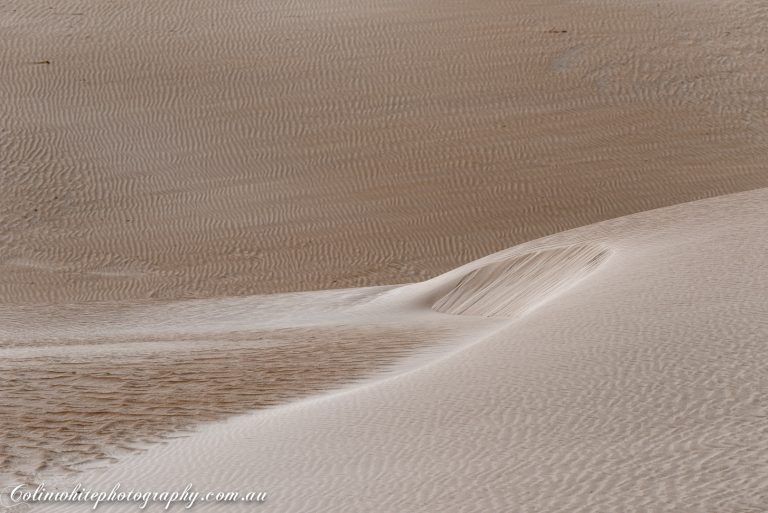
<box><xmin>432</xmin><ymin>244</ymin><xmax>610</xmax><ymax>318</ymax></box>
<box><xmin>2</xmin><ymin>241</ymin><xmax>616</xmax><ymax>482</ymax></box>
<box><xmin>23</xmin><ymin>187</ymin><xmax>768</xmax><ymax>512</ymax></box>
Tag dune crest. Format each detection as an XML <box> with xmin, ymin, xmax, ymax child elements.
<box><xmin>28</xmin><ymin>188</ymin><xmax>768</xmax><ymax>513</ymax></box>
<box><xmin>433</xmin><ymin>244</ymin><xmax>609</xmax><ymax>318</ymax></box>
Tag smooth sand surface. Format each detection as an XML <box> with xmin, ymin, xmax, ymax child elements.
<box><xmin>2</xmin><ymin>0</ymin><xmax>768</xmax><ymax>302</ymax></box>
<box><xmin>19</xmin><ymin>188</ymin><xmax>768</xmax><ymax>512</ymax></box>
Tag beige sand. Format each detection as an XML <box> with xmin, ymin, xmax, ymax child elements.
<box><xmin>16</xmin><ymin>188</ymin><xmax>768</xmax><ymax>512</ymax></box>
<box><xmin>2</xmin><ymin>0</ymin><xmax>768</xmax><ymax>510</ymax></box>
<box><xmin>2</xmin><ymin>0</ymin><xmax>768</xmax><ymax>302</ymax></box>
<box><xmin>0</xmin><ymin>320</ymin><xmax>490</xmax><ymax>480</ymax></box>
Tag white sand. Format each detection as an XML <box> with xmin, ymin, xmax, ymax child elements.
<box><xmin>25</xmin><ymin>188</ymin><xmax>768</xmax><ymax>512</ymax></box>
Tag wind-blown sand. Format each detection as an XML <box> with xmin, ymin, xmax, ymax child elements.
<box><xmin>2</xmin><ymin>0</ymin><xmax>768</xmax><ymax>510</ymax></box>
<box><xmin>14</xmin><ymin>188</ymin><xmax>768</xmax><ymax>512</ymax></box>
<box><xmin>2</xmin><ymin>0</ymin><xmax>768</xmax><ymax>302</ymax></box>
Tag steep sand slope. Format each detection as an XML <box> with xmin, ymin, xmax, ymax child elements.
<box><xmin>28</xmin><ymin>188</ymin><xmax>768</xmax><ymax>512</ymax></box>
<box><xmin>2</xmin><ymin>0</ymin><xmax>768</xmax><ymax>302</ymax></box>
<box><xmin>433</xmin><ymin>244</ymin><xmax>610</xmax><ymax>317</ymax></box>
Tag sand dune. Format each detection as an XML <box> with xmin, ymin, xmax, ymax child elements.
<box><xmin>2</xmin><ymin>0</ymin><xmax>768</xmax><ymax>303</ymax></box>
<box><xmin>0</xmin><ymin>273</ymin><xmax>500</xmax><ymax>481</ymax></box>
<box><xmin>433</xmin><ymin>244</ymin><xmax>610</xmax><ymax>317</ymax></box>
<box><xmin>16</xmin><ymin>187</ymin><xmax>767</xmax><ymax>512</ymax></box>
<box><xmin>0</xmin><ymin>319</ymin><xmax>494</xmax><ymax>481</ymax></box>
<box><xmin>3</xmin><ymin>0</ymin><xmax>768</xmax><ymax>510</ymax></box>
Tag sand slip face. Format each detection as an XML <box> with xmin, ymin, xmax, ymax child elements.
<box><xmin>432</xmin><ymin>244</ymin><xmax>610</xmax><ymax>318</ymax></box>
<box><xmin>2</xmin><ymin>0</ymin><xmax>768</xmax><ymax>302</ymax></box>
<box><xmin>21</xmin><ymin>188</ymin><xmax>768</xmax><ymax>513</ymax></box>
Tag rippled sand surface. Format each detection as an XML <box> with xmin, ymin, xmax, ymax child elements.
<box><xmin>0</xmin><ymin>282</ymin><xmax>499</xmax><ymax>481</ymax></box>
<box><xmin>2</xmin><ymin>0</ymin><xmax>768</xmax><ymax>510</ymax></box>
<box><xmin>0</xmin><ymin>322</ymin><xmax>466</xmax><ymax>480</ymax></box>
<box><xmin>2</xmin><ymin>0</ymin><xmax>768</xmax><ymax>302</ymax></box>
<box><xmin>27</xmin><ymin>188</ymin><xmax>768</xmax><ymax>513</ymax></box>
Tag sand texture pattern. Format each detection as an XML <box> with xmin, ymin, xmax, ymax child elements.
<box><xmin>18</xmin><ymin>188</ymin><xmax>768</xmax><ymax>513</ymax></box>
<box><xmin>2</xmin><ymin>0</ymin><xmax>768</xmax><ymax>511</ymax></box>
<box><xmin>0</xmin><ymin>323</ymin><xmax>471</xmax><ymax>480</ymax></box>
<box><xmin>2</xmin><ymin>0</ymin><xmax>768</xmax><ymax>302</ymax></box>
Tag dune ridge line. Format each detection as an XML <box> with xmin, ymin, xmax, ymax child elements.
<box><xmin>433</xmin><ymin>244</ymin><xmax>611</xmax><ymax>318</ymax></box>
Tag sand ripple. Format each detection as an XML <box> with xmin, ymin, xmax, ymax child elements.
<box><xmin>1</xmin><ymin>0</ymin><xmax>768</xmax><ymax>303</ymax></box>
<box><xmin>0</xmin><ymin>323</ymin><xmax>458</xmax><ymax>481</ymax></box>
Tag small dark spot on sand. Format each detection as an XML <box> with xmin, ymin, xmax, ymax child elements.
<box><xmin>546</xmin><ymin>29</ymin><xmax>568</xmax><ymax>34</ymax></box>
<box><xmin>34</xmin><ymin>60</ymin><xmax>51</xmax><ymax>65</ymax></box>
